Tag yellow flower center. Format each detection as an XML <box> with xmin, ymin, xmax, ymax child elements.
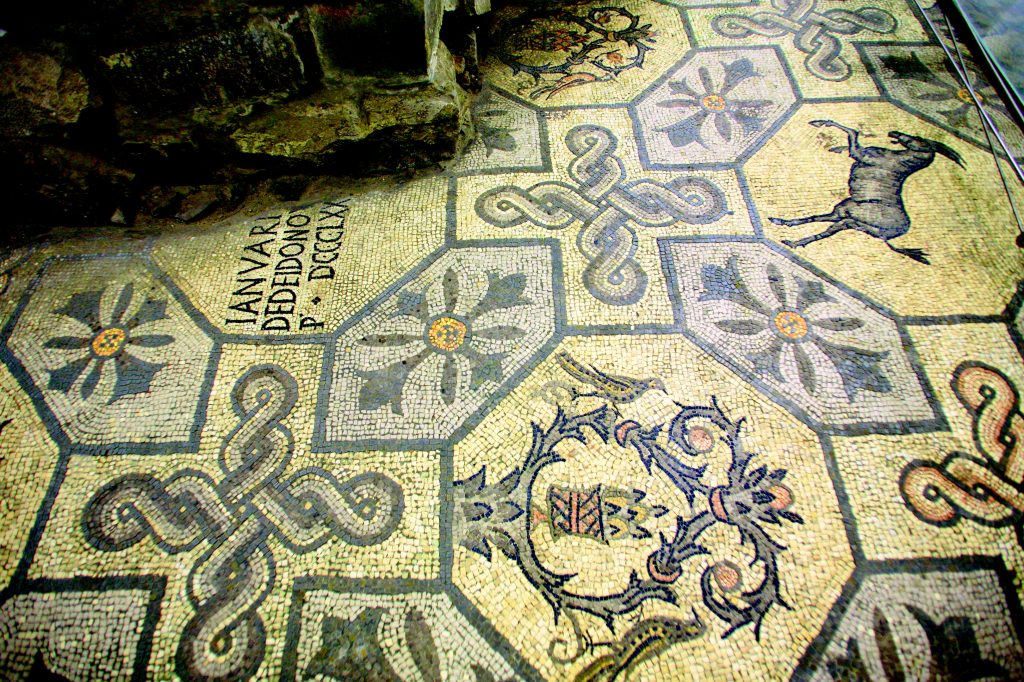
<box><xmin>702</xmin><ymin>94</ymin><xmax>726</xmax><ymax>111</ymax></box>
<box><xmin>773</xmin><ymin>311</ymin><xmax>808</xmax><ymax>340</ymax></box>
<box><xmin>428</xmin><ymin>317</ymin><xmax>467</xmax><ymax>352</ymax></box>
<box><xmin>956</xmin><ymin>87</ymin><xmax>978</xmax><ymax>103</ymax></box>
<box><xmin>92</xmin><ymin>327</ymin><xmax>127</xmax><ymax>357</ymax></box>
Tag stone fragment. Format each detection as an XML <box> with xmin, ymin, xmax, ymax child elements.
<box><xmin>98</xmin><ymin>15</ymin><xmax>307</xmax><ymax>113</ymax></box>
<box><xmin>174</xmin><ymin>186</ymin><xmax>221</xmax><ymax>223</ymax></box>
<box><xmin>0</xmin><ymin>46</ymin><xmax>92</xmax><ymax>137</ymax></box>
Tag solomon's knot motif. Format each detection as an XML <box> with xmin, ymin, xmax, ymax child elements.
<box><xmin>476</xmin><ymin>125</ymin><xmax>727</xmax><ymax>305</ymax></box>
<box><xmin>712</xmin><ymin>0</ymin><xmax>896</xmax><ymax>81</ymax></box>
<box><xmin>82</xmin><ymin>364</ymin><xmax>404</xmax><ymax>682</ymax></box>
<box><xmin>901</xmin><ymin>362</ymin><xmax>1024</xmax><ymax>531</ymax></box>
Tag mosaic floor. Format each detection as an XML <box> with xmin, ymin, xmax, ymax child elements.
<box><xmin>2</xmin><ymin>0</ymin><xmax>1024</xmax><ymax>679</ymax></box>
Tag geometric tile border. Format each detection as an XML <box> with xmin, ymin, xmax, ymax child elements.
<box><xmin>664</xmin><ymin>240</ymin><xmax>940</xmax><ymax>432</ymax></box>
<box><xmin>1</xmin><ymin>255</ymin><xmax>218</xmax><ymax>453</ymax></box>
<box><xmin>795</xmin><ymin>558</ymin><xmax>1024</xmax><ymax>680</ymax></box>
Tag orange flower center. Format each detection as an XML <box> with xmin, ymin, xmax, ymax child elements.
<box><xmin>428</xmin><ymin>317</ymin><xmax>467</xmax><ymax>352</ymax></box>
<box><xmin>773</xmin><ymin>311</ymin><xmax>808</xmax><ymax>340</ymax></box>
<box><xmin>702</xmin><ymin>94</ymin><xmax>727</xmax><ymax>111</ymax></box>
<box><xmin>956</xmin><ymin>87</ymin><xmax>978</xmax><ymax>103</ymax></box>
<box><xmin>91</xmin><ymin>327</ymin><xmax>127</xmax><ymax>357</ymax></box>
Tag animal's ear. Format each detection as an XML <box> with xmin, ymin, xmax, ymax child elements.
<box><xmin>933</xmin><ymin>140</ymin><xmax>966</xmax><ymax>168</ymax></box>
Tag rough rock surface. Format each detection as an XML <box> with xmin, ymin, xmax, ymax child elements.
<box><xmin>0</xmin><ymin>0</ymin><xmax>487</xmax><ymax>235</ymax></box>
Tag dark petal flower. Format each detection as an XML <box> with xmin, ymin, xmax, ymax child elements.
<box><xmin>443</xmin><ymin>267</ymin><xmax>459</xmax><ymax>313</ymax></box>
<box><xmin>110</xmin><ymin>283</ymin><xmax>134</xmax><ymax>326</ymax></box>
<box><xmin>393</xmin><ymin>290</ymin><xmax>430</xmax><ymax>321</ymax></box>
<box><xmin>658</xmin><ymin>111</ymin><xmax>711</xmax><ymax>148</ymax></box>
<box><xmin>480</xmin><ymin>126</ymin><xmax>518</xmax><ymax>155</ymax></box>
<box><xmin>720</xmin><ymin>57</ymin><xmax>758</xmax><ymax>94</ymax></box>
<box><xmin>825</xmin><ymin>636</ymin><xmax>870</xmax><ymax>681</ymax></box>
<box><xmin>657</xmin><ymin>95</ymin><xmax>701</xmax><ymax>107</ymax></box>
<box><xmin>129</xmin><ymin>334</ymin><xmax>175</xmax><ymax>348</ymax></box>
<box><xmin>881</xmin><ymin>52</ymin><xmax>940</xmax><ymax>84</ymax></box>
<box><xmin>53</xmin><ymin>290</ymin><xmax>103</xmax><ymax>330</ymax></box>
<box><xmin>472</xmin><ymin>325</ymin><xmax>527</xmax><ymax>341</ymax></box>
<box><xmin>714</xmin><ymin>319</ymin><xmax>767</xmax><ymax>335</ymax></box>
<box><xmin>813</xmin><ymin>337</ymin><xmax>891</xmax><ymax>400</ymax></box>
<box><xmin>918</xmin><ymin>91</ymin><xmax>959</xmax><ymax>101</ymax></box>
<box><xmin>357</xmin><ymin>333</ymin><xmax>421</xmax><ymax>347</ymax></box>
<box><xmin>80</xmin><ymin>360</ymin><xmax>104</xmax><ymax>400</ymax></box>
<box><xmin>667</xmin><ymin>78</ymin><xmax>701</xmax><ymax>99</ymax></box>
<box><xmin>766</xmin><ymin>264</ymin><xmax>787</xmax><ymax>307</ymax></box>
<box><xmin>357</xmin><ymin>348</ymin><xmax>431</xmax><ymax>415</ymax></box>
<box><xmin>905</xmin><ymin>604</ymin><xmax>1007</xmax><ymax>680</ymax></box>
<box><xmin>794</xmin><ymin>277</ymin><xmax>834</xmax><ymax>311</ymax></box>
<box><xmin>873</xmin><ymin>609</ymin><xmax>907</xmax><ymax>682</ymax></box>
<box><xmin>811</xmin><ymin>317</ymin><xmax>864</xmax><ymax>332</ymax></box>
<box><xmin>468</xmin><ymin>272</ymin><xmax>531</xmax><ymax>321</ymax></box>
<box><xmin>460</xmin><ymin>344</ymin><xmax>507</xmax><ymax>389</ymax></box>
<box><xmin>123</xmin><ymin>296</ymin><xmax>168</xmax><ymax>330</ymax></box>
<box><xmin>699</xmin><ymin>256</ymin><xmax>770</xmax><ymax>315</ymax></box>
<box><xmin>440</xmin><ymin>354</ymin><xmax>459</xmax><ymax>405</ymax></box>
<box><xmin>43</xmin><ymin>336</ymin><xmax>91</xmax><ymax>349</ymax></box>
<box><xmin>698</xmin><ymin>65</ymin><xmax>715</xmax><ymax>95</ymax></box>
<box><xmin>792</xmin><ymin>344</ymin><xmax>817</xmax><ymax>394</ymax></box>
<box><xmin>747</xmin><ymin>338</ymin><xmax>786</xmax><ymax>383</ymax></box>
<box><xmin>111</xmin><ymin>354</ymin><xmax>167</xmax><ymax>403</ymax></box>
<box><xmin>48</xmin><ymin>355</ymin><xmax>92</xmax><ymax>394</ymax></box>
<box><xmin>713</xmin><ymin>112</ymin><xmax>732</xmax><ymax>140</ymax></box>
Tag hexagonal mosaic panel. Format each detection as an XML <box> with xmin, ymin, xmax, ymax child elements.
<box><xmin>665</xmin><ymin>242</ymin><xmax>936</xmax><ymax>430</ymax></box>
<box><xmin>319</xmin><ymin>244</ymin><xmax>558</xmax><ymax>446</ymax></box>
<box><xmin>632</xmin><ymin>47</ymin><xmax>798</xmax><ymax>167</ymax></box>
<box><xmin>3</xmin><ymin>256</ymin><xmax>215</xmax><ymax>450</ymax></box>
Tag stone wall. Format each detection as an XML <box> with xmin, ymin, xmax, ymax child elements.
<box><xmin>0</xmin><ymin>0</ymin><xmax>487</xmax><ymax>231</ymax></box>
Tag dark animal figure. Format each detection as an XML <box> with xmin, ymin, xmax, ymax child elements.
<box><xmin>556</xmin><ymin>351</ymin><xmax>666</xmax><ymax>403</ymax></box>
<box><xmin>769</xmin><ymin>119</ymin><xmax>965</xmax><ymax>264</ymax></box>
<box><xmin>573</xmin><ymin>613</ymin><xmax>706</xmax><ymax>682</ymax></box>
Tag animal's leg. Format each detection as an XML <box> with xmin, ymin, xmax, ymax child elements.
<box><xmin>769</xmin><ymin>210</ymin><xmax>841</xmax><ymax>227</ymax></box>
<box><xmin>883</xmin><ymin>240</ymin><xmax>930</xmax><ymax>264</ymax></box>
<box><xmin>782</xmin><ymin>219</ymin><xmax>858</xmax><ymax>249</ymax></box>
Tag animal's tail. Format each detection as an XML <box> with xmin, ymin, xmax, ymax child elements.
<box><xmin>556</xmin><ymin>351</ymin><xmax>596</xmax><ymax>386</ymax></box>
<box><xmin>886</xmin><ymin>242</ymin><xmax>930</xmax><ymax>264</ymax></box>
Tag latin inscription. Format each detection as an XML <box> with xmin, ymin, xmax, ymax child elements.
<box><xmin>225</xmin><ymin>199</ymin><xmax>348</xmax><ymax>331</ymax></box>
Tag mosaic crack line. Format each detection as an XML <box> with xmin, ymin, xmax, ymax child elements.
<box><xmin>455</xmin><ymin>360</ymin><xmax>804</xmax><ymax>654</ymax></box>
<box><xmin>770</xmin><ymin>119</ymin><xmax>965</xmax><ymax>264</ymax></box>
<box><xmin>81</xmin><ymin>364</ymin><xmax>404</xmax><ymax>681</ymax></box>
<box><xmin>711</xmin><ymin>0</ymin><xmax>897</xmax><ymax>81</ymax></box>
<box><xmin>476</xmin><ymin>125</ymin><xmax>727</xmax><ymax>305</ymax></box>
